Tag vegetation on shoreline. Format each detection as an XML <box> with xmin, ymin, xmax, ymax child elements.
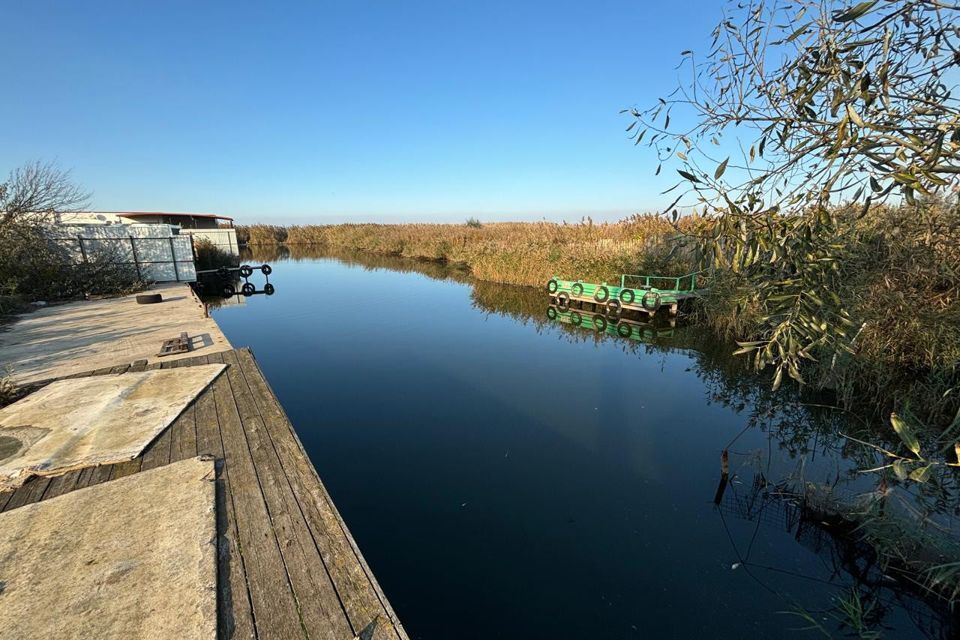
<box><xmin>0</xmin><ymin>162</ymin><xmax>146</xmax><ymax>315</ymax></box>
<box><xmin>237</xmin><ymin>214</ymin><xmax>703</xmax><ymax>286</ymax></box>
<box><xmin>238</xmin><ymin>196</ymin><xmax>959</xmax><ymax>427</ymax></box>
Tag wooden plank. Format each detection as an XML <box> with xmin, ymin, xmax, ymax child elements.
<box><xmin>139</xmin><ymin>423</ymin><xmax>173</xmax><ymax>471</ymax></box>
<box><xmin>170</xmin><ymin>403</ymin><xmax>198</xmax><ymax>463</ymax></box>
<box><xmin>108</xmin><ymin>456</ymin><xmax>142</xmax><ymax>481</ymax></box>
<box><xmin>109</xmin><ymin>364</ymin><xmax>130</xmax><ymax>375</ymax></box>
<box><xmin>79</xmin><ymin>464</ymin><xmax>115</xmax><ymax>489</ymax></box>
<box><xmin>234</xmin><ymin>348</ymin><xmax>406</xmax><ymax>640</ymax></box>
<box><xmin>164</xmin><ymin>353</ymin><xmax>206</xmax><ymax>465</ymax></box>
<box><xmin>43</xmin><ymin>469</ymin><xmax>83</xmax><ymax>500</ymax></box>
<box><xmin>192</xmin><ymin>358</ymin><xmax>257</xmax><ymax>640</ymax></box>
<box><xmin>205</xmin><ymin>352</ymin><xmax>306</xmax><ymax>640</ymax></box>
<box><xmin>221</xmin><ymin>350</ymin><xmax>354</xmax><ymax>638</ymax></box>
<box><xmin>3</xmin><ymin>476</ymin><xmax>51</xmax><ymax>511</ymax></box>
<box><xmin>72</xmin><ymin>466</ymin><xmax>97</xmax><ymax>489</ymax></box>
<box><xmin>129</xmin><ymin>359</ymin><xmax>148</xmax><ymax>372</ymax></box>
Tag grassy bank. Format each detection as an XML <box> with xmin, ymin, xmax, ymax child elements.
<box><xmin>237</xmin><ymin>215</ymin><xmax>703</xmax><ymax>287</ymax></box>
<box><xmin>237</xmin><ymin>203</ymin><xmax>959</xmax><ymax>427</ymax></box>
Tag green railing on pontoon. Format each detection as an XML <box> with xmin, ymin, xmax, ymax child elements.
<box><xmin>618</xmin><ymin>271</ymin><xmax>704</xmax><ymax>292</ymax></box>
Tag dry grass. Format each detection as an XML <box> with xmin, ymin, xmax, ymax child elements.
<box><xmin>237</xmin><ymin>204</ymin><xmax>959</xmax><ymax>428</ymax></box>
<box><xmin>239</xmin><ymin>214</ymin><xmax>705</xmax><ymax>287</ymax></box>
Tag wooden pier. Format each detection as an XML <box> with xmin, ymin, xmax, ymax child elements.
<box><xmin>0</xmin><ymin>348</ymin><xmax>407</xmax><ymax>640</ymax></box>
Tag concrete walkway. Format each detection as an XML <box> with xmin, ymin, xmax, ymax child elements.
<box><xmin>0</xmin><ymin>284</ymin><xmax>231</xmax><ymax>384</ymax></box>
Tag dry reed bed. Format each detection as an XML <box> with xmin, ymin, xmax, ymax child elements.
<box><xmin>237</xmin><ymin>215</ymin><xmax>703</xmax><ymax>287</ymax></box>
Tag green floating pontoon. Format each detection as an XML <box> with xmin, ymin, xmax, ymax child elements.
<box><xmin>546</xmin><ymin>272</ymin><xmax>703</xmax><ymax>316</ymax></box>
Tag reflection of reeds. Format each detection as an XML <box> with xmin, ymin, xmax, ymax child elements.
<box><xmin>717</xmin><ymin>465</ymin><xmax>960</xmax><ymax>636</ymax></box>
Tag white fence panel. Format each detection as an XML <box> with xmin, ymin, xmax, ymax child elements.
<box><xmin>48</xmin><ymin>223</ymin><xmax>197</xmax><ymax>283</ymax></box>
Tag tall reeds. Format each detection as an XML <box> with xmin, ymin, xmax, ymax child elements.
<box><xmin>238</xmin><ymin>214</ymin><xmax>704</xmax><ymax>287</ymax></box>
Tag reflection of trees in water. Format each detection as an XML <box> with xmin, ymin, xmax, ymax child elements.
<box><xmin>247</xmin><ymin>245</ymin><xmax>960</xmax><ymax>635</ymax></box>
<box><xmin>717</xmin><ymin>469</ymin><xmax>960</xmax><ymax>639</ymax></box>
<box><xmin>244</xmin><ymin>244</ymin><xmax>474</xmax><ymax>283</ymax></box>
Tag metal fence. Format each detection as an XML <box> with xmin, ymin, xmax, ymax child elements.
<box><xmin>57</xmin><ymin>233</ymin><xmax>198</xmax><ymax>282</ymax></box>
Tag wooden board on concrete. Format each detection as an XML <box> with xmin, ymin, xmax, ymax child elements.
<box><xmin>0</xmin><ymin>348</ymin><xmax>408</xmax><ymax>640</ymax></box>
<box><xmin>0</xmin><ymin>365</ymin><xmax>226</xmax><ymax>490</ymax></box>
<box><xmin>0</xmin><ymin>456</ymin><xmax>217</xmax><ymax>640</ymax></box>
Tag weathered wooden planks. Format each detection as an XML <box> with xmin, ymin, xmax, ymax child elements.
<box><xmin>233</xmin><ymin>348</ymin><xmax>407</xmax><ymax>640</ymax></box>
<box><xmin>0</xmin><ymin>348</ymin><xmax>407</xmax><ymax>640</ymax></box>
<box><xmin>221</xmin><ymin>349</ymin><xmax>355</xmax><ymax>639</ymax></box>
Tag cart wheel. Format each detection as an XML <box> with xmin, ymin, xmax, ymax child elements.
<box><xmin>619</xmin><ymin>288</ymin><xmax>635</xmax><ymax>304</ymax></box>
<box><xmin>593</xmin><ymin>315</ymin><xmax>608</xmax><ymax>332</ymax></box>
<box><xmin>547</xmin><ymin>306</ymin><xmax>558</xmax><ymax>320</ymax></box>
<box><xmin>241</xmin><ymin>283</ymin><xmax>256</xmax><ymax>296</ymax></box>
<box><xmin>594</xmin><ymin>285</ymin><xmax>610</xmax><ymax>303</ymax></box>
<box><xmin>217</xmin><ymin>267</ymin><xmax>230</xmax><ymax>279</ymax></box>
<box><xmin>617</xmin><ymin>322</ymin><xmax>632</xmax><ymax>338</ymax></box>
<box><xmin>572</xmin><ymin>282</ymin><xmax>584</xmax><ymax>296</ymax></box>
<box><xmin>570</xmin><ymin>311</ymin><xmax>582</xmax><ymax>326</ymax></box>
<box><xmin>239</xmin><ymin>265</ymin><xmax>254</xmax><ymax>277</ymax></box>
<box><xmin>222</xmin><ymin>283</ymin><xmax>236</xmax><ymax>297</ymax></box>
<box><xmin>264</xmin><ymin>283</ymin><xmax>275</xmax><ymax>295</ymax></box>
<box><xmin>261</xmin><ymin>264</ymin><xmax>272</xmax><ymax>275</ymax></box>
<box><xmin>557</xmin><ymin>292</ymin><xmax>571</xmax><ymax>309</ymax></box>
<box><xmin>546</xmin><ymin>278</ymin><xmax>559</xmax><ymax>293</ymax></box>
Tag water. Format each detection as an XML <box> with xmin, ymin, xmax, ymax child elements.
<box><xmin>209</xmin><ymin>247</ymin><xmax>956</xmax><ymax>639</ymax></box>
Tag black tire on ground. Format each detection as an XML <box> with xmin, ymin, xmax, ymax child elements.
<box><xmin>642</xmin><ymin>290</ymin><xmax>661</xmax><ymax>311</ymax></box>
<box><xmin>557</xmin><ymin>292</ymin><xmax>571</xmax><ymax>308</ymax></box>
<box><xmin>547</xmin><ymin>279</ymin><xmax>559</xmax><ymax>293</ymax></box>
<box><xmin>572</xmin><ymin>282</ymin><xmax>584</xmax><ymax>296</ymax></box>
<box><xmin>570</xmin><ymin>311</ymin><xmax>582</xmax><ymax>326</ymax></box>
<box><xmin>261</xmin><ymin>264</ymin><xmax>272</xmax><ymax>275</ymax></box>
<box><xmin>617</xmin><ymin>322</ymin><xmax>632</xmax><ymax>338</ymax></box>
<box><xmin>264</xmin><ymin>283</ymin><xmax>275</xmax><ymax>295</ymax></box>
<box><xmin>594</xmin><ymin>286</ymin><xmax>610</xmax><ymax>303</ymax></box>
<box><xmin>593</xmin><ymin>315</ymin><xmax>608</xmax><ymax>332</ymax></box>
<box><xmin>619</xmin><ymin>288</ymin><xmax>635</xmax><ymax>304</ymax></box>
<box><xmin>241</xmin><ymin>283</ymin><xmax>256</xmax><ymax>296</ymax></box>
<box><xmin>239</xmin><ymin>264</ymin><xmax>254</xmax><ymax>277</ymax></box>
<box><xmin>605</xmin><ymin>299</ymin><xmax>622</xmax><ymax>318</ymax></box>
<box><xmin>135</xmin><ymin>293</ymin><xmax>163</xmax><ymax>305</ymax></box>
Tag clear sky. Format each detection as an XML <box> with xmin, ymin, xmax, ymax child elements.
<box><xmin>1</xmin><ymin>1</ymin><xmax>722</xmax><ymax>223</ymax></box>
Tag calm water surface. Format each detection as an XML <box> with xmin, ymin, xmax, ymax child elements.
<box><xmin>209</xmin><ymin>248</ymin><xmax>953</xmax><ymax>639</ymax></box>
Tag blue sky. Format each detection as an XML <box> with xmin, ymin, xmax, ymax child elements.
<box><xmin>1</xmin><ymin>1</ymin><xmax>722</xmax><ymax>223</ymax></box>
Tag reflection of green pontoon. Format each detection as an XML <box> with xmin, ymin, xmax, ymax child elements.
<box><xmin>546</xmin><ymin>272</ymin><xmax>703</xmax><ymax>318</ymax></box>
<box><xmin>546</xmin><ymin>305</ymin><xmax>676</xmax><ymax>341</ymax></box>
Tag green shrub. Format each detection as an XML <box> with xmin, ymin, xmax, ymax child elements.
<box><xmin>193</xmin><ymin>237</ymin><xmax>238</xmax><ymax>270</ymax></box>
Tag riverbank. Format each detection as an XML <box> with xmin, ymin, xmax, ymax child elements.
<box><xmin>212</xmin><ymin>246</ymin><xmax>960</xmax><ymax>637</ymax></box>
<box><xmin>0</xmin><ymin>284</ymin><xmax>407</xmax><ymax>639</ymax></box>
<box><xmin>237</xmin><ymin>205</ymin><xmax>960</xmax><ymax>431</ymax></box>
<box><xmin>237</xmin><ymin>215</ymin><xmax>702</xmax><ymax>287</ymax></box>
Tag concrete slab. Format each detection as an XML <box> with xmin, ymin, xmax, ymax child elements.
<box><xmin>0</xmin><ymin>456</ymin><xmax>217</xmax><ymax>640</ymax></box>
<box><xmin>0</xmin><ymin>365</ymin><xmax>226</xmax><ymax>490</ymax></box>
<box><xmin>0</xmin><ymin>283</ymin><xmax>231</xmax><ymax>384</ymax></box>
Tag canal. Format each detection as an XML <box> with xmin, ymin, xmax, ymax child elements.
<box><xmin>209</xmin><ymin>246</ymin><xmax>955</xmax><ymax>639</ymax></box>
